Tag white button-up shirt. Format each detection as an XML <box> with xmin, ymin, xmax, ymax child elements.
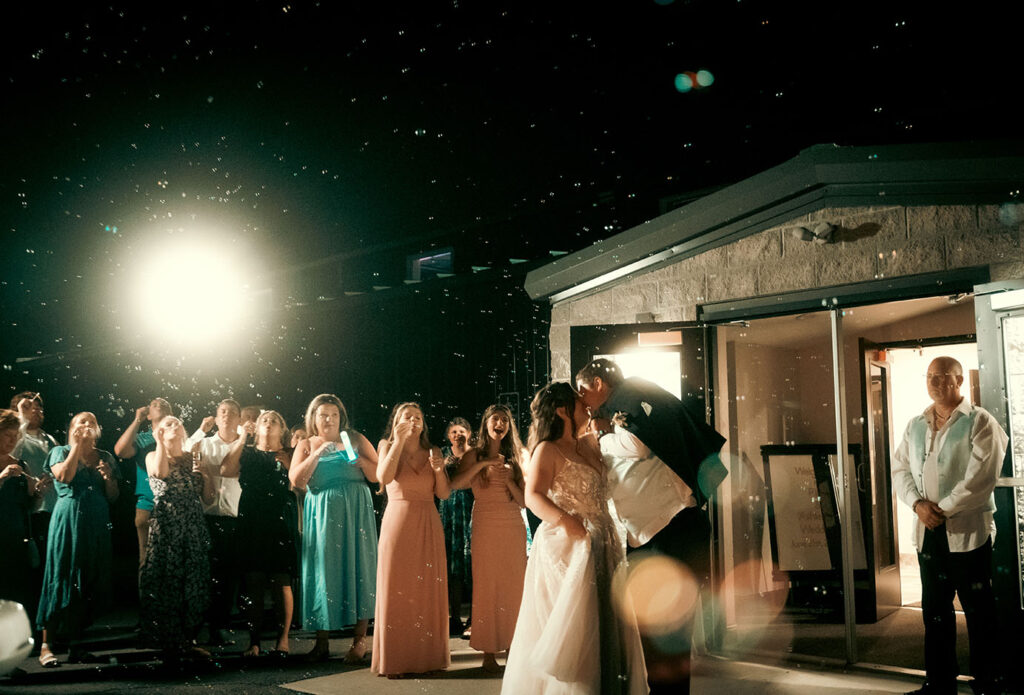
<box><xmin>185</xmin><ymin>429</ymin><xmax>241</xmax><ymax>517</ymax></box>
<box><xmin>892</xmin><ymin>399</ymin><xmax>1008</xmax><ymax>553</ymax></box>
<box><xmin>601</xmin><ymin>425</ymin><xmax>696</xmax><ymax>547</ymax></box>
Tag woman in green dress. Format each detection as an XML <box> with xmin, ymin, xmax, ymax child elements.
<box><xmin>36</xmin><ymin>412</ymin><xmax>119</xmax><ymax>667</ymax></box>
<box><xmin>290</xmin><ymin>393</ymin><xmax>379</xmax><ymax>663</ymax></box>
<box><xmin>439</xmin><ymin>417</ymin><xmax>474</xmax><ymax>636</ymax></box>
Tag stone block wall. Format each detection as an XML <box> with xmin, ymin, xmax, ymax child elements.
<box><xmin>548</xmin><ymin>203</ymin><xmax>1024</xmax><ymax>380</ymax></box>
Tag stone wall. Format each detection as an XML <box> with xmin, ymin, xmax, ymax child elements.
<box><xmin>548</xmin><ymin>204</ymin><xmax>1024</xmax><ymax>380</ymax></box>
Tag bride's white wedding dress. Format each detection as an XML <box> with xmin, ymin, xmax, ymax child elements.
<box><xmin>501</xmin><ymin>458</ymin><xmax>647</xmax><ymax>694</ymax></box>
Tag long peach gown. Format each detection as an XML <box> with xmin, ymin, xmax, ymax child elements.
<box><xmin>371</xmin><ymin>458</ymin><xmax>450</xmax><ymax>675</ymax></box>
<box><xmin>470</xmin><ymin>466</ymin><xmax>527</xmax><ymax>654</ymax></box>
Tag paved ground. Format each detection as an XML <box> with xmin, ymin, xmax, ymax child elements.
<box><xmin>0</xmin><ymin>630</ymin><xmax>989</xmax><ymax>695</ymax></box>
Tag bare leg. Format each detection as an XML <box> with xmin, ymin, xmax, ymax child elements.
<box><xmin>243</xmin><ymin>571</ymin><xmax>265</xmax><ymax>657</ymax></box>
<box><xmin>135</xmin><ymin>509</ymin><xmax>151</xmax><ymax>571</ymax></box>
<box><xmin>271</xmin><ymin>574</ymin><xmax>293</xmax><ymax>653</ymax></box>
<box><xmin>304</xmin><ymin>630</ymin><xmax>330</xmax><ymax>660</ymax></box>
<box><xmin>38</xmin><ymin>629</ymin><xmax>58</xmax><ymax>667</ymax></box>
<box><xmin>344</xmin><ymin>619</ymin><xmax>369</xmax><ymax>663</ymax></box>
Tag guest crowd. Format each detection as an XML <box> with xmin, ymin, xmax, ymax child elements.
<box><xmin>2</xmin><ymin>361</ymin><xmax>727</xmax><ymax>694</ymax></box>
<box><xmin>0</xmin><ymin>390</ymin><xmax>532</xmax><ymax>678</ymax></box>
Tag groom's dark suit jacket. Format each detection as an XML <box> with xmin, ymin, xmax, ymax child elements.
<box><xmin>597</xmin><ymin>377</ymin><xmax>727</xmax><ymax>507</ymax></box>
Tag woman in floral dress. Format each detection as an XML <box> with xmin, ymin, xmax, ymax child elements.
<box><xmin>139</xmin><ymin>415</ymin><xmax>214</xmax><ymax>661</ymax></box>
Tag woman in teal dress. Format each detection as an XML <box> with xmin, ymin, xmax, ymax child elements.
<box><xmin>439</xmin><ymin>417</ymin><xmax>474</xmax><ymax>636</ymax></box>
<box><xmin>36</xmin><ymin>412</ymin><xmax>119</xmax><ymax>667</ymax></box>
<box><xmin>290</xmin><ymin>393</ymin><xmax>379</xmax><ymax>663</ymax></box>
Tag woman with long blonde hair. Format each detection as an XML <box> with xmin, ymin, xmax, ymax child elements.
<box><xmin>221</xmin><ymin>409</ymin><xmax>299</xmax><ymax>658</ymax></box>
<box><xmin>139</xmin><ymin>415</ymin><xmax>214</xmax><ymax>662</ymax></box>
<box><xmin>36</xmin><ymin>412</ymin><xmax>119</xmax><ymax>667</ymax></box>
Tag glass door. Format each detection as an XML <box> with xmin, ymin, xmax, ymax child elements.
<box><xmin>858</xmin><ymin>339</ymin><xmax>901</xmax><ymax>621</ymax></box>
<box><xmin>973</xmin><ymin>280</ymin><xmax>1024</xmax><ymax>692</ymax></box>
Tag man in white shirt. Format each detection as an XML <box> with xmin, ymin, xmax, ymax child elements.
<box><xmin>185</xmin><ymin>398</ymin><xmax>243</xmax><ymax>646</ymax></box>
<box><xmin>601</xmin><ymin>419</ymin><xmax>696</xmax><ymax>549</ymax></box>
<box><xmin>891</xmin><ymin>356</ymin><xmax>1007</xmax><ymax>695</ymax></box>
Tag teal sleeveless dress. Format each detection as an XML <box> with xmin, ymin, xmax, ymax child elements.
<box><xmin>300</xmin><ymin>447</ymin><xmax>378</xmax><ymax>629</ymax></box>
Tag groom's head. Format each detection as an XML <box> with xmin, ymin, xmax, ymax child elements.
<box><xmin>576</xmin><ymin>358</ymin><xmax>624</xmax><ymax>411</ymax></box>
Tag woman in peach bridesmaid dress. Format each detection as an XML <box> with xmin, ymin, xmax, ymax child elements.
<box><xmin>450</xmin><ymin>404</ymin><xmax>527</xmax><ymax>673</ymax></box>
<box><xmin>371</xmin><ymin>402</ymin><xmax>451</xmax><ymax>677</ymax></box>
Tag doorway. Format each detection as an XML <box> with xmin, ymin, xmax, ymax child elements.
<box><xmin>709</xmin><ymin>292</ymin><xmax>981</xmax><ymax>672</ymax></box>
<box><xmin>882</xmin><ymin>342</ymin><xmax>979</xmax><ymax>606</ymax></box>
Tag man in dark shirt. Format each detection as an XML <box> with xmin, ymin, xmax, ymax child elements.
<box><xmin>576</xmin><ymin>358</ymin><xmax>726</xmax><ymax>695</ymax></box>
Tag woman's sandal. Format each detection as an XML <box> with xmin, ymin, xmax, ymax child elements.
<box><xmin>267</xmin><ymin>649</ymin><xmax>289</xmax><ymax>660</ymax></box>
<box><xmin>38</xmin><ymin>648</ymin><xmax>60</xmax><ymax>669</ymax></box>
<box><xmin>242</xmin><ymin>644</ymin><xmax>260</xmax><ymax>658</ymax></box>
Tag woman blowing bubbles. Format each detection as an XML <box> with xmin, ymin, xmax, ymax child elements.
<box><xmin>289</xmin><ymin>394</ymin><xmax>379</xmax><ymax>663</ymax></box>
<box><xmin>372</xmin><ymin>402</ymin><xmax>450</xmax><ymax>678</ymax></box>
<box><xmin>36</xmin><ymin>412</ymin><xmax>119</xmax><ymax>668</ymax></box>
<box><xmin>220</xmin><ymin>410</ymin><xmax>299</xmax><ymax>659</ymax></box>
<box><xmin>139</xmin><ymin>415</ymin><xmax>214</xmax><ymax>662</ymax></box>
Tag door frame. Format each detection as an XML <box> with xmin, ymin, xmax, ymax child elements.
<box><xmin>973</xmin><ymin>279</ymin><xmax>1024</xmax><ymax>688</ymax></box>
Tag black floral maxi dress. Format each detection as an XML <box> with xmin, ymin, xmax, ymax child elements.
<box><xmin>139</xmin><ymin>456</ymin><xmax>211</xmax><ymax>652</ymax></box>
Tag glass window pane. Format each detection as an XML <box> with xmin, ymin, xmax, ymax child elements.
<box><xmin>712</xmin><ymin>312</ymin><xmax>847</xmax><ymax>662</ymax></box>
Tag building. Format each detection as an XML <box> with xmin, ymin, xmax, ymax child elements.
<box><xmin>525</xmin><ymin>141</ymin><xmax>1024</xmax><ymax>681</ymax></box>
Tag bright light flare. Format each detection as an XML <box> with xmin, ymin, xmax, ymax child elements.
<box><xmin>616</xmin><ymin>553</ymin><xmax>700</xmax><ymax>639</ymax></box>
<box><xmin>133</xmin><ymin>237</ymin><xmax>253</xmax><ymax>349</ymax></box>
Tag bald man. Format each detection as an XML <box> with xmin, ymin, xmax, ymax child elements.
<box><xmin>892</xmin><ymin>357</ymin><xmax>1008</xmax><ymax>695</ymax></box>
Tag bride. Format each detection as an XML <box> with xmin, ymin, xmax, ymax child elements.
<box><xmin>502</xmin><ymin>382</ymin><xmax>647</xmax><ymax>694</ymax></box>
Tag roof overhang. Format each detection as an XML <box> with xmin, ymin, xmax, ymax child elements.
<box><xmin>525</xmin><ymin>140</ymin><xmax>1024</xmax><ymax>303</ymax></box>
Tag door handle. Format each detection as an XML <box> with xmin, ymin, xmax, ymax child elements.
<box><xmin>856</xmin><ymin>462</ymin><xmax>868</xmax><ymax>493</ymax></box>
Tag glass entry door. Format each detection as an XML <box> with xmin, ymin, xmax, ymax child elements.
<box><xmin>858</xmin><ymin>339</ymin><xmax>901</xmax><ymax>621</ymax></box>
<box><xmin>973</xmin><ymin>279</ymin><xmax>1024</xmax><ymax>691</ymax></box>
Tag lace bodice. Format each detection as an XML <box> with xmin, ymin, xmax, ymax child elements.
<box><xmin>548</xmin><ymin>458</ymin><xmax>609</xmax><ymax>523</ymax></box>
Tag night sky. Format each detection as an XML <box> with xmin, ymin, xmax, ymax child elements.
<box><xmin>1</xmin><ymin>1</ymin><xmax>1018</xmax><ymax>438</ymax></box>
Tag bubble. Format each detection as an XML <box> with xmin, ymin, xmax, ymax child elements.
<box><xmin>695</xmin><ymin>69</ymin><xmax>715</xmax><ymax>87</ymax></box>
<box><xmin>674</xmin><ymin>73</ymin><xmax>694</xmax><ymax>93</ymax></box>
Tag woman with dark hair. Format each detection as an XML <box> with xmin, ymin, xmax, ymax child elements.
<box><xmin>439</xmin><ymin>416</ymin><xmax>474</xmax><ymax>637</ymax></box>
<box><xmin>139</xmin><ymin>415</ymin><xmax>214</xmax><ymax>662</ymax></box>
<box><xmin>290</xmin><ymin>393</ymin><xmax>378</xmax><ymax>663</ymax></box>
<box><xmin>36</xmin><ymin>412</ymin><xmax>119</xmax><ymax>667</ymax></box>
<box><xmin>501</xmin><ymin>383</ymin><xmax>647</xmax><ymax>694</ymax></box>
<box><xmin>221</xmin><ymin>410</ymin><xmax>298</xmax><ymax>658</ymax></box>
<box><xmin>451</xmin><ymin>405</ymin><xmax>527</xmax><ymax>672</ymax></box>
<box><xmin>372</xmin><ymin>402</ymin><xmax>450</xmax><ymax>678</ymax></box>
<box><xmin>0</xmin><ymin>409</ymin><xmax>44</xmax><ymax>630</ymax></box>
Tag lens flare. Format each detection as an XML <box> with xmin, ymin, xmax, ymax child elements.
<box><xmin>674</xmin><ymin>73</ymin><xmax>694</xmax><ymax>93</ymax></box>
<box><xmin>696</xmin><ymin>69</ymin><xmax>715</xmax><ymax>87</ymax></box>
<box><xmin>132</xmin><ymin>235</ymin><xmax>254</xmax><ymax>350</ymax></box>
<box><xmin>616</xmin><ymin>553</ymin><xmax>700</xmax><ymax>637</ymax></box>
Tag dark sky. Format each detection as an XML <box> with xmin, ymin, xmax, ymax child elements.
<box><xmin>0</xmin><ymin>0</ymin><xmax>1018</xmax><ymax>432</ymax></box>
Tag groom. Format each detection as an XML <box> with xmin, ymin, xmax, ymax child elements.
<box><xmin>576</xmin><ymin>358</ymin><xmax>727</xmax><ymax>695</ymax></box>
